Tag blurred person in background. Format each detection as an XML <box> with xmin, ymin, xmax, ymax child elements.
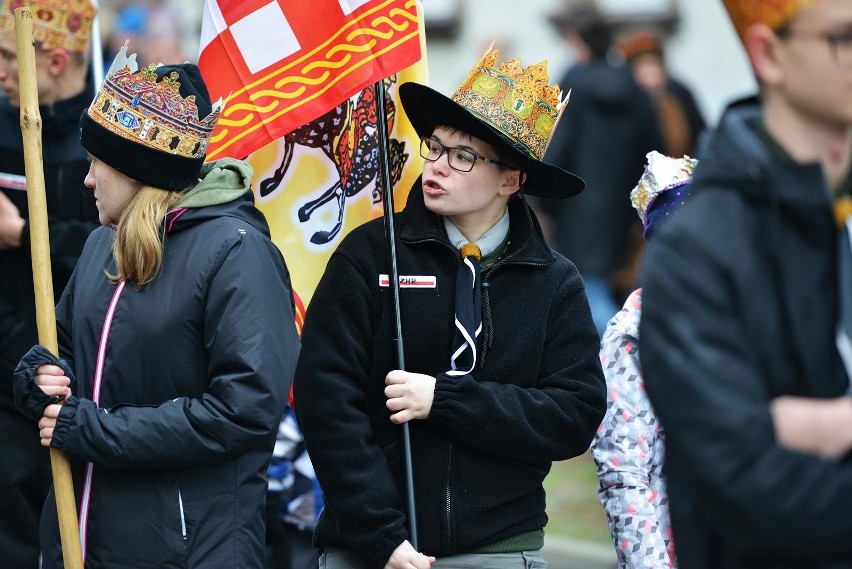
<box><xmin>141</xmin><ymin>2</ymin><xmax>188</xmax><ymax>64</ymax></box>
<box><xmin>591</xmin><ymin>151</ymin><xmax>697</xmax><ymax>569</ymax></box>
<box><xmin>543</xmin><ymin>2</ymin><xmax>663</xmax><ymax>337</ymax></box>
<box><xmin>101</xmin><ymin>2</ymin><xmax>146</xmax><ymax>67</ymax></box>
<box><xmin>0</xmin><ymin>0</ymin><xmax>100</xmax><ymax>565</ymax></box>
<box><xmin>266</xmin><ymin>407</ymin><xmax>322</xmax><ymax>569</ymax></box>
<box><xmin>616</xmin><ymin>30</ymin><xmax>706</xmax><ymax>158</ymax></box>
<box><xmin>640</xmin><ymin>0</ymin><xmax>852</xmax><ymax>567</ymax></box>
<box><xmin>103</xmin><ymin>2</ymin><xmax>188</xmax><ymax>67</ymax></box>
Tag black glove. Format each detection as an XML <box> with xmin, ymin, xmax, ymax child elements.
<box><xmin>13</xmin><ymin>344</ymin><xmax>76</xmax><ymax>421</ymax></box>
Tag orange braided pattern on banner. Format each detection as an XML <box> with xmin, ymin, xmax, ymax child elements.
<box><xmin>208</xmin><ymin>1</ymin><xmax>418</xmax><ymax>158</ymax></box>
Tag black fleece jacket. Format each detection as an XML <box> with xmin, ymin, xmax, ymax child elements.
<box><xmin>294</xmin><ymin>181</ymin><xmax>606</xmax><ymax>568</ymax></box>
<box><xmin>0</xmin><ymin>87</ymin><xmax>100</xmax><ymax>381</ymax></box>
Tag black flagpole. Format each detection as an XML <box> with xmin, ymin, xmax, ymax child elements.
<box><xmin>374</xmin><ymin>80</ymin><xmax>419</xmax><ymax>550</ymax></box>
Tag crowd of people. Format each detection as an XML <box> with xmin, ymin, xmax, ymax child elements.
<box><xmin>0</xmin><ymin>0</ymin><xmax>850</xmax><ymax>568</ymax></box>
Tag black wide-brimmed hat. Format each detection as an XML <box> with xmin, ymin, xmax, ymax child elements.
<box><xmin>399</xmin><ymin>49</ymin><xmax>584</xmax><ymax>199</ymax></box>
<box><xmin>80</xmin><ymin>42</ymin><xmax>223</xmax><ymax>191</ymax></box>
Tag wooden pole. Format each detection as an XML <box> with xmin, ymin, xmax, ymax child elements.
<box><xmin>14</xmin><ymin>8</ymin><xmax>84</xmax><ymax>569</ymax></box>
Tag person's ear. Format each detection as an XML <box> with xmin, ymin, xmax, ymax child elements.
<box><xmin>45</xmin><ymin>47</ymin><xmax>69</xmax><ymax>77</ymax></box>
<box><xmin>744</xmin><ymin>23</ymin><xmax>785</xmax><ymax>87</ymax></box>
<box><xmin>500</xmin><ymin>170</ymin><xmax>524</xmax><ymax>197</ymax></box>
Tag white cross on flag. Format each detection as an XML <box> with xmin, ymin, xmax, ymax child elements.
<box><xmin>198</xmin><ymin>0</ymin><xmax>422</xmax><ymax>160</ymax></box>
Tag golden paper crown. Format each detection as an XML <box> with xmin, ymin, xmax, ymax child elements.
<box><xmin>87</xmin><ymin>44</ymin><xmax>223</xmax><ymax>161</ymax></box>
<box><xmin>450</xmin><ymin>49</ymin><xmax>565</xmax><ymax>161</ymax></box>
<box><xmin>0</xmin><ymin>0</ymin><xmax>95</xmax><ymax>53</ymax></box>
<box><xmin>722</xmin><ymin>0</ymin><xmax>821</xmax><ymax>42</ymax></box>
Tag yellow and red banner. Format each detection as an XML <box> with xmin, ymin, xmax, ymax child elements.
<box><xmin>247</xmin><ymin>63</ymin><xmax>426</xmax><ymax>332</ymax></box>
<box><xmin>198</xmin><ymin>0</ymin><xmax>427</xmax><ymax>331</ymax></box>
<box><xmin>198</xmin><ymin>0</ymin><xmax>422</xmax><ymax>161</ymax></box>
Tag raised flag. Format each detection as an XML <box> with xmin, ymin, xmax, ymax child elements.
<box><xmin>203</xmin><ymin>1</ymin><xmax>428</xmax><ymax>527</ymax></box>
<box><xmin>248</xmin><ymin>65</ymin><xmax>426</xmax><ymax>331</ymax></box>
<box><xmin>198</xmin><ymin>0</ymin><xmax>422</xmax><ymax>161</ymax></box>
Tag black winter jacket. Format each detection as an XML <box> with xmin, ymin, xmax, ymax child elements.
<box><xmin>0</xmin><ymin>86</ymin><xmax>99</xmax><ymax>568</ymax></box>
<box><xmin>294</xmin><ymin>183</ymin><xmax>606</xmax><ymax>568</ymax></box>
<box><xmin>0</xmin><ymin>88</ymin><xmax>100</xmax><ymax>376</ymax></box>
<box><xmin>19</xmin><ymin>162</ymin><xmax>300</xmax><ymax>568</ymax></box>
<box><xmin>640</xmin><ymin>98</ymin><xmax>852</xmax><ymax>568</ymax></box>
<box><xmin>544</xmin><ymin>61</ymin><xmax>662</xmax><ymax>277</ymax></box>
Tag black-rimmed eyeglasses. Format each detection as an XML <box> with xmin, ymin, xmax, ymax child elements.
<box><xmin>420</xmin><ymin>137</ymin><xmax>514</xmax><ymax>173</ymax></box>
<box><xmin>776</xmin><ymin>28</ymin><xmax>852</xmax><ymax>68</ymax></box>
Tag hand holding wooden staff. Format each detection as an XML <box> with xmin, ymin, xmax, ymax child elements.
<box><xmin>14</xmin><ymin>7</ymin><xmax>84</xmax><ymax>569</ymax></box>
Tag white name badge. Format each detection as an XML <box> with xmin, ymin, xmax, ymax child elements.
<box><xmin>0</xmin><ymin>171</ymin><xmax>26</xmax><ymax>191</ymax></box>
<box><xmin>378</xmin><ymin>274</ymin><xmax>437</xmax><ymax>288</ymax></box>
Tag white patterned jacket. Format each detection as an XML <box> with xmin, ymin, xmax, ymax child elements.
<box><xmin>591</xmin><ymin>289</ymin><xmax>676</xmax><ymax>568</ymax></box>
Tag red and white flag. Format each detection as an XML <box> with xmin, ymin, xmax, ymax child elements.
<box><xmin>198</xmin><ymin>0</ymin><xmax>427</xmax><ymax>334</ymax></box>
<box><xmin>198</xmin><ymin>0</ymin><xmax>422</xmax><ymax>161</ymax></box>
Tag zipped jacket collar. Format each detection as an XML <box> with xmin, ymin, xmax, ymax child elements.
<box><xmin>694</xmin><ymin>98</ymin><xmax>833</xmax><ymax>224</ymax></box>
<box><xmin>398</xmin><ymin>176</ymin><xmax>557</xmax><ymax>266</ymax></box>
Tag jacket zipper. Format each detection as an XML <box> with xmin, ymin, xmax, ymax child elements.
<box><xmin>403</xmin><ymin>236</ymin><xmax>457</xmax><ymax>257</ymax></box>
<box><xmin>404</xmin><ymin>236</ymin><xmax>551</xmax><ymax>271</ymax></box>
<box><xmin>443</xmin><ymin>442</ymin><xmax>454</xmax><ymax>551</ymax></box>
<box><xmin>79</xmin><ymin>279</ymin><xmax>127</xmax><ymax>564</ymax></box>
<box><xmin>178</xmin><ymin>489</ymin><xmax>188</xmax><ymax>543</ymax></box>
<box><xmin>56</xmin><ymin>165</ymin><xmax>64</xmax><ymax>211</ymax></box>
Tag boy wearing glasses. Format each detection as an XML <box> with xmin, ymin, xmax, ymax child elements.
<box><xmin>639</xmin><ymin>1</ymin><xmax>852</xmax><ymax>567</ymax></box>
<box><xmin>293</xmin><ymin>50</ymin><xmax>605</xmax><ymax>569</ymax></box>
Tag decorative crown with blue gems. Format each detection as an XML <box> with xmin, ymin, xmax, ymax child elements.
<box><xmin>87</xmin><ymin>43</ymin><xmax>224</xmax><ymax>161</ymax></box>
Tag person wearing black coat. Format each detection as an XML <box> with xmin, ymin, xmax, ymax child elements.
<box><xmin>12</xmin><ymin>45</ymin><xmax>299</xmax><ymax>568</ymax></box>
<box><xmin>616</xmin><ymin>29</ymin><xmax>707</xmax><ymax>158</ymax></box>
<box><xmin>0</xmin><ymin>1</ymin><xmax>99</xmax><ymax>565</ymax></box>
<box><xmin>639</xmin><ymin>1</ymin><xmax>852</xmax><ymax>567</ymax></box>
<box><xmin>542</xmin><ymin>5</ymin><xmax>664</xmax><ymax>336</ymax></box>
<box><xmin>293</xmin><ymin>49</ymin><xmax>606</xmax><ymax>569</ymax></box>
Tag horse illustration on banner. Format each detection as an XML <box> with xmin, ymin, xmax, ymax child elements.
<box><xmin>258</xmin><ymin>77</ymin><xmax>408</xmax><ymax>245</ymax></box>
